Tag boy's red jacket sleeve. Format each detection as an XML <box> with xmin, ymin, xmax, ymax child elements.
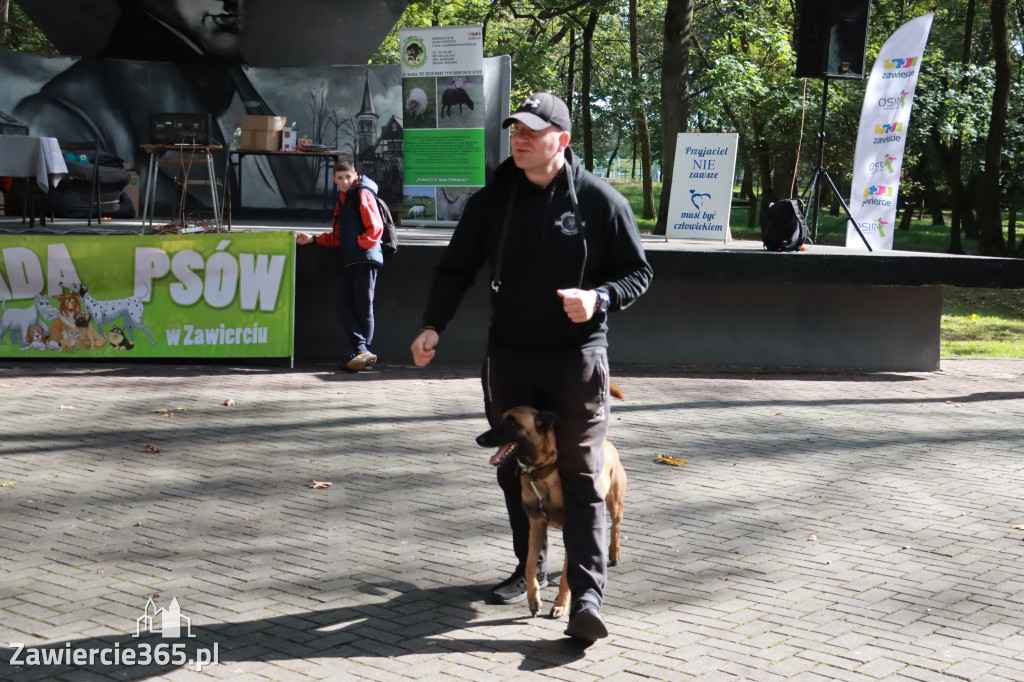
<box><xmin>313</xmin><ymin>201</ymin><xmax>341</xmax><ymax>247</ymax></box>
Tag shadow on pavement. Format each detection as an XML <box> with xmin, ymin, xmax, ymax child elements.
<box><xmin>0</xmin><ymin>581</ymin><xmax>591</xmax><ymax>680</ymax></box>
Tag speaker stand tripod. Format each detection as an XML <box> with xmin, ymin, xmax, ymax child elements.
<box><xmin>801</xmin><ymin>76</ymin><xmax>873</xmax><ymax>251</ymax></box>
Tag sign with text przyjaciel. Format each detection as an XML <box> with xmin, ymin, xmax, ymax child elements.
<box><xmin>665</xmin><ymin>133</ymin><xmax>739</xmax><ymax>242</ymax></box>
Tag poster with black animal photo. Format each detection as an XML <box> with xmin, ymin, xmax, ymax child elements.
<box><xmin>400</xmin><ymin>26</ymin><xmax>484</xmax><ymax>226</ymax></box>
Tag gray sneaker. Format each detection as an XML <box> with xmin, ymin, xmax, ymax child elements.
<box><xmin>489</xmin><ymin>571</ymin><xmax>548</xmax><ymax>605</ymax></box>
<box><xmin>345</xmin><ymin>351</ymin><xmax>377</xmax><ymax>372</ymax></box>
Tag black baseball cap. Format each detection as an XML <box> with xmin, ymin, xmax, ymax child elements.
<box><xmin>502</xmin><ymin>93</ymin><xmax>571</xmax><ymax>133</ymax></box>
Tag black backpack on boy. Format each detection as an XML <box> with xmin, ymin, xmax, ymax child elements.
<box><xmin>374</xmin><ymin>195</ymin><xmax>399</xmax><ymax>254</ymax></box>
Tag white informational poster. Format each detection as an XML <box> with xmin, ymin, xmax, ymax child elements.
<box><xmin>400</xmin><ymin>25</ymin><xmax>485</xmax><ymax>226</ymax></box>
<box><xmin>846</xmin><ymin>13</ymin><xmax>934</xmax><ymax>250</ymax></box>
<box><xmin>665</xmin><ymin>133</ymin><xmax>739</xmax><ymax>242</ymax></box>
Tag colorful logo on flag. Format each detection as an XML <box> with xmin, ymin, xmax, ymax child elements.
<box><xmin>877</xmin><ymin>89</ymin><xmax>911</xmax><ymax>111</ymax></box>
<box><xmin>869</xmin><ymin>153</ymin><xmax>899</xmax><ymax>175</ymax></box>
<box><xmin>884</xmin><ymin>57</ymin><xmax>917</xmax><ymax>69</ymax></box>
<box><xmin>874</xmin><ymin>122</ymin><xmax>905</xmax><ymax>135</ymax></box>
<box><xmin>864</xmin><ymin>185</ymin><xmax>894</xmax><ymax>198</ymax></box>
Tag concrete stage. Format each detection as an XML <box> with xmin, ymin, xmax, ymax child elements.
<box><xmin>4</xmin><ymin>216</ymin><xmax>1024</xmax><ymax>371</ymax></box>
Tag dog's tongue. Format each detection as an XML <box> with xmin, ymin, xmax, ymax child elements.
<box><xmin>490</xmin><ymin>443</ymin><xmax>513</xmax><ymax>466</ymax></box>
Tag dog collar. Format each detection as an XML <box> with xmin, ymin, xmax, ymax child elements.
<box><xmin>529</xmin><ymin>464</ymin><xmax>557</xmax><ymax>479</ymax></box>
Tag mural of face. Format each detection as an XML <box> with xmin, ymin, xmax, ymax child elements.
<box><xmin>139</xmin><ymin>0</ymin><xmax>243</xmax><ymax>57</ymax></box>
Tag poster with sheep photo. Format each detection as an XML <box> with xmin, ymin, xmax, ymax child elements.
<box><xmin>400</xmin><ymin>25</ymin><xmax>484</xmax><ymax>226</ymax></box>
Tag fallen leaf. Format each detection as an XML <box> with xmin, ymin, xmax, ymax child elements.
<box><xmin>1</xmin><ymin>482</ymin><xmax>15</xmax><ymax>487</ymax></box>
<box><xmin>223</xmin><ymin>399</ymin><xmax>236</xmax><ymax>406</ymax></box>
<box><xmin>655</xmin><ymin>454</ymin><xmax>687</xmax><ymax>466</ymax></box>
<box><xmin>142</xmin><ymin>444</ymin><xmax>164</xmax><ymax>453</ymax></box>
<box><xmin>809</xmin><ymin>534</ymin><xmax>817</xmax><ymax>542</ymax></box>
<box><xmin>1012</xmin><ymin>524</ymin><xmax>1024</xmax><ymax>531</ymax></box>
<box><xmin>151</xmin><ymin>408</ymin><xmax>169</xmax><ymax>414</ymax></box>
<box><xmin>945</xmin><ymin>401</ymin><xmax>962</xmax><ymax>407</ymax></box>
<box><xmin>336</xmin><ymin>391</ymin><xmax>346</xmax><ymax>394</ymax></box>
<box><xmin>0</xmin><ymin>384</ymin><xmax>10</xmax><ymax>388</ymax></box>
<box><xmin>60</xmin><ymin>405</ymin><xmax>75</xmax><ymax>410</ymax></box>
<box><xmin>308</xmin><ymin>480</ymin><xmax>333</xmax><ymax>489</ymax></box>
<box><xmin>176</xmin><ymin>407</ymin><xmax>189</xmax><ymax>411</ymax></box>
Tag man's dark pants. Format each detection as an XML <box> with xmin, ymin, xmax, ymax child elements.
<box><xmin>338</xmin><ymin>263</ymin><xmax>378</xmax><ymax>354</ymax></box>
<box><xmin>481</xmin><ymin>343</ymin><xmax>610</xmax><ymax>609</ymax></box>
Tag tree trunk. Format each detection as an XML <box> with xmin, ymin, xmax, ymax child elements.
<box><xmin>1008</xmin><ymin>203</ymin><xmax>1017</xmax><ymax>252</ymax></box>
<box><xmin>0</xmin><ymin>0</ymin><xmax>9</xmax><ymax>50</ymax></box>
<box><xmin>565</xmin><ymin>28</ymin><xmax>577</xmax><ymax>115</ymax></box>
<box><xmin>629</xmin><ymin>0</ymin><xmax>656</xmax><ymax>219</ymax></box>
<box><xmin>898</xmin><ymin>202</ymin><xmax>915</xmax><ymax>231</ymax></box>
<box><xmin>977</xmin><ymin>0</ymin><xmax>1010</xmax><ymax>255</ymax></box>
<box><xmin>605</xmin><ymin>135</ymin><xmax>620</xmax><ymax>178</ymax></box>
<box><xmin>581</xmin><ymin>10</ymin><xmax>599</xmax><ymax>172</ymax></box>
<box><xmin>949</xmin><ymin>0</ymin><xmax>975</xmax><ymax>242</ymax></box>
<box><xmin>927</xmin><ymin>186</ymin><xmax>945</xmax><ymax>226</ymax></box>
<box><xmin>655</xmin><ymin>0</ymin><xmax>694</xmax><ymax>235</ymax></box>
<box><xmin>741</xmin><ymin>165</ymin><xmax>758</xmax><ymax>227</ymax></box>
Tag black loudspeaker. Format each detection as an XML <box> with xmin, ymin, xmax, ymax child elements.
<box><xmin>795</xmin><ymin>0</ymin><xmax>871</xmax><ymax>79</ymax></box>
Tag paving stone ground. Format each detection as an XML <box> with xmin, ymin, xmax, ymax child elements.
<box><xmin>1</xmin><ymin>357</ymin><xmax>1023</xmax><ymax>681</ymax></box>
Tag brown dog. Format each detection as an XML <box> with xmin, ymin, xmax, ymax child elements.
<box><xmin>74</xmin><ymin>311</ymin><xmax>108</xmax><ymax>350</ymax></box>
<box><xmin>47</xmin><ymin>292</ymin><xmax>82</xmax><ymax>347</ymax></box>
<box><xmin>477</xmin><ymin>407</ymin><xmax>626</xmax><ymax>619</ymax></box>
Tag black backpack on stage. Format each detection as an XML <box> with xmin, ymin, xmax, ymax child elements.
<box><xmin>761</xmin><ymin>198</ymin><xmax>808</xmax><ymax>252</ymax></box>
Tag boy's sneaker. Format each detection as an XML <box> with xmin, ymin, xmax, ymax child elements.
<box><xmin>488</xmin><ymin>571</ymin><xmax>548</xmax><ymax>605</ymax></box>
<box><xmin>345</xmin><ymin>351</ymin><xmax>377</xmax><ymax>372</ymax></box>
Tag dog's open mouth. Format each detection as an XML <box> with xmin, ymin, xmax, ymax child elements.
<box><xmin>489</xmin><ymin>442</ymin><xmax>517</xmax><ymax>467</ymax></box>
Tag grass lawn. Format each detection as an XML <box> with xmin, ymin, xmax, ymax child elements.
<box><xmin>606</xmin><ymin>178</ymin><xmax>1024</xmax><ymax>359</ymax></box>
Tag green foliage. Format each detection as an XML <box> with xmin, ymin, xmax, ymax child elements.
<box><xmin>3</xmin><ymin>2</ymin><xmax>58</xmax><ymax>53</ymax></box>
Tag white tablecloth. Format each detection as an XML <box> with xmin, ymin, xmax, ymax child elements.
<box><xmin>0</xmin><ymin>135</ymin><xmax>69</xmax><ymax>192</ymax></box>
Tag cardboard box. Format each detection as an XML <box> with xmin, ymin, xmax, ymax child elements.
<box><xmin>241</xmin><ymin>115</ymin><xmax>286</xmax><ymax>133</ymax></box>
<box><xmin>240</xmin><ymin>130</ymin><xmax>282</xmax><ymax>151</ymax></box>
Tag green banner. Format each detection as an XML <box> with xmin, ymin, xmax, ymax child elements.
<box><xmin>0</xmin><ymin>232</ymin><xmax>295</xmax><ymax>359</ymax></box>
<box><xmin>404</xmin><ymin>129</ymin><xmax>486</xmax><ymax>185</ymax></box>
<box><xmin>400</xmin><ymin>25</ymin><xmax>485</xmax><ymax>224</ymax></box>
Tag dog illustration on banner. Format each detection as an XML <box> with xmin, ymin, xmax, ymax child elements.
<box><xmin>0</xmin><ymin>296</ymin><xmax>58</xmax><ymax>348</ymax></box>
<box><xmin>107</xmin><ymin>326</ymin><xmax>134</xmax><ymax>350</ymax></box>
<box><xmin>24</xmin><ymin>323</ymin><xmax>58</xmax><ymax>350</ymax></box>
<box><xmin>61</xmin><ymin>282</ymin><xmax>156</xmax><ymax>346</ymax></box>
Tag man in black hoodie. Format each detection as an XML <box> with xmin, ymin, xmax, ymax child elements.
<box><xmin>410</xmin><ymin>93</ymin><xmax>652</xmax><ymax>641</ymax></box>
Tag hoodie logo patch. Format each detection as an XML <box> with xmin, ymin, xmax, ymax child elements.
<box><xmin>557</xmin><ymin>211</ymin><xmax>579</xmax><ymax>236</ymax></box>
